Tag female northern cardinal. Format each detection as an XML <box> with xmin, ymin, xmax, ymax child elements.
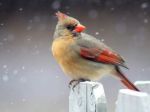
<box><xmin>52</xmin><ymin>11</ymin><xmax>139</xmax><ymax>91</ymax></box>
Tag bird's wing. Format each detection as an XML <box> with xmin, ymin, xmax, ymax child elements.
<box><xmin>75</xmin><ymin>33</ymin><xmax>128</xmax><ymax>69</ymax></box>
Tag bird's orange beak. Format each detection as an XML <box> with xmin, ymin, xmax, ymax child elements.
<box><xmin>74</xmin><ymin>24</ymin><xmax>86</xmax><ymax>33</ymax></box>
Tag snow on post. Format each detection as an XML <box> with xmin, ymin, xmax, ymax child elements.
<box><xmin>135</xmin><ymin>81</ymin><xmax>150</xmax><ymax>94</ymax></box>
<box><xmin>69</xmin><ymin>81</ymin><xmax>107</xmax><ymax>112</ymax></box>
<box><xmin>116</xmin><ymin>89</ymin><xmax>150</xmax><ymax>112</ymax></box>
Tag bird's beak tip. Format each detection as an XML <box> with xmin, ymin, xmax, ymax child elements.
<box><xmin>74</xmin><ymin>24</ymin><xmax>86</xmax><ymax>33</ymax></box>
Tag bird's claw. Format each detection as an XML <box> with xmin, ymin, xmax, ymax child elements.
<box><xmin>69</xmin><ymin>80</ymin><xmax>77</xmax><ymax>88</ymax></box>
<box><xmin>69</xmin><ymin>80</ymin><xmax>79</xmax><ymax>90</ymax></box>
<box><xmin>69</xmin><ymin>79</ymin><xmax>90</xmax><ymax>90</ymax></box>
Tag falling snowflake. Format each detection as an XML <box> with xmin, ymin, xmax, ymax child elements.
<box><xmin>110</xmin><ymin>7</ymin><xmax>115</xmax><ymax>11</ymax></box>
<box><xmin>101</xmin><ymin>39</ymin><xmax>105</xmax><ymax>42</ymax></box>
<box><xmin>13</xmin><ymin>70</ymin><xmax>18</xmax><ymax>75</ymax></box>
<box><xmin>3</xmin><ymin>38</ymin><xmax>7</xmax><ymax>41</ymax></box>
<box><xmin>26</xmin><ymin>36</ymin><xmax>32</xmax><ymax>42</ymax></box>
<box><xmin>2</xmin><ymin>75</ymin><xmax>9</xmax><ymax>82</ymax></box>
<box><xmin>27</xmin><ymin>26</ymin><xmax>32</xmax><ymax>31</ymax></box>
<box><xmin>0</xmin><ymin>23</ymin><xmax>4</xmax><ymax>26</ymax></box>
<box><xmin>34</xmin><ymin>16</ymin><xmax>40</xmax><ymax>22</ymax></box>
<box><xmin>65</xmin><ymin>6</ymin><xmax>70</xmax><ymax>9</ymax></box>
<box><xmin>34</xmin><ymin>50</ymin><xmax>40</xmax><ymax>55</ymax></box>
<box><xmin>95</xmin><ymin>32</ymin><xmax>99</xmax><ymax>35</ymax></box>
<box><xmin>22</xmin><ymin>66</ymin><xmax>25</xmax><ymax>70</ymax></box>
<box><xmin>3</xmin><ymin>65</ymin><xmax>7</xmax><ymax>69</ymax></box>
<box><xmin>51</xmin><ymin>1</ymin><xmax>61</xmax><ymax>10</ymax></box>
<box><xmin>144</xmin><ymin>18</ymin><xmax>148</xmax><ymax>23</ymax></box>
<box><xmin>18</xmin><ymin>8</ymin><xmax>23</xmax><ymax>11</ymax></box>
<box><xmin>88</xmin><ymin>10</ymin><xmax>98</xmax><ymax>19</ymax></box>
<box><xmin>29</xmin><ymin>19</ymin><xmax>33</xmax><ymax>23</ymax></box>
<box><xmin>20</xmin><ymin>77</ymin><xmax>27</xmax><ymax>83</ymax></box>
<box><xmin>27</xmin><ymin>38</ymin><xmax>31</xmax><ymax>41</ymax></box>
<box><xmin>142</xmin><ymin>68</ymin><xmax>145</xmax><ymax>71</ymax></box>
<box><xmin>40</xmin><ymin>69</ymin><xmax>44</xmax><ymax>73</ymax></box>
<box><xmin>141</xmin><ymin>2</ymin><xmax>149</xmax><ymax>9</ymax></box>
<box><xmin>100</xmin><ymin>29</ymin><xmax>105</xmax><ymax>32</ymax></box>
<box><xmin>55</xmin><ymin>75</ymin><xmax>60</xmax><ymax>79</ymax></box>
<box><xmin>22</xmin><ymin>98</ymin><xmax>27</xmax><ymax>102</ymax></box>
<box><xmin>10</xmin><ymin>102</ymin><xmax>14</xmax><ymax>105</ymax></box>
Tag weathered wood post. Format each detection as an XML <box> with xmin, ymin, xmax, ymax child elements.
<box><xmin>69</xmin><ymin>81</ymin><xmax>107</xmax><ymax>112</ymax></box>
<box><xmin>116</xmin><ymin>81</ymin><xmax>150</xmax><ymax>112</ymax></box>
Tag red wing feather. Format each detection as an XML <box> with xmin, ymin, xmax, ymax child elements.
<box><xmin>80</xmin><ymin>48</ymin><xmax>127</xmax><ymax>68</ymax></box>
<box><xmin>100</xmin><ymin>49</ymin><xmax>124</xmax><ymax>62</ymax></box>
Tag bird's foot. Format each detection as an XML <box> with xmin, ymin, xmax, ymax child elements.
<box><xmin>69</xmin><ymin>79</ymin><xmax>90</xmax><ymax>90</ymax></box>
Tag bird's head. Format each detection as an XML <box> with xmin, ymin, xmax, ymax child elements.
<box><xmin>54</xmin><ymin>11</ymin><xmax>86</xmax><ymax>37</ymax></box>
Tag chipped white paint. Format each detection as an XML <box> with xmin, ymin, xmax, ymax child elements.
<box><xmin>135</xmin><ymin>81</ymin><xmax>150</xmax><ymax>94</ymax></box>
<box><xmin>69</xmin><ymin>81</ymin><xmax>107</xmax><ymax>112</ymax></box>
<box><xmin>116</xmin><ymin>89</ymin><xmax>150</xmax><ymax>112</ymax></box>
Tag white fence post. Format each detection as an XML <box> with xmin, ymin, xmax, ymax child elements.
<box><xmin>69</xmin><ymin>81</ymin><xmax>107</xmax><ymax>112</ymax></box>
<box><xmin>116</xmin><ymin>89</ymin><xmax>150</xmax><ymax>112</ymax></box>
<box><xmin>135</xmin><ymin>81</ymin><xmax>150</xmax><ymax>94</ymax></box>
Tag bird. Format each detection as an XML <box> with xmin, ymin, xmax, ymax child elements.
<box><xmin>51</xmin><ymin>11</ymin><xmax>139</xmax><ymax>91</ymax></box>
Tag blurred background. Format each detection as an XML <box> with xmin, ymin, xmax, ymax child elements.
<box><xmin>0</xmin><ymin>0</ymin><xmax>150</xmax><ymax>112</ymax></box>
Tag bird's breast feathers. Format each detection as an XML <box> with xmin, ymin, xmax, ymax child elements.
<box><xmin>52</xmin><ymin>36</ymin><xmax>75</xmax><ymax>62</ymax></box>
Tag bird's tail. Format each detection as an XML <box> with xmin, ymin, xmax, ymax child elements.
<box><xmin>116</xmin><ymin>67</ymin><xmax>140</xmax><ymax>91</ymax></box>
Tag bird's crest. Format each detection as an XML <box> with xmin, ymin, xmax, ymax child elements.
<box><xmin>55</xmin><ymin>11</ymin><xmax>68</xmax><ymax>21</ymax></box>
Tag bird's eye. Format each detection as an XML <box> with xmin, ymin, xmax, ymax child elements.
<box><xmin>66</xmin><ymin>24</ymin><xmax>77</xmax><ymax>31</ymax></box>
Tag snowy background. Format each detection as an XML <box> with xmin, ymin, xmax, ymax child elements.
<box><xmin>0</xmin><ymin>0</ymin><xmax>150</xmax><ymax>112</ymax></box>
